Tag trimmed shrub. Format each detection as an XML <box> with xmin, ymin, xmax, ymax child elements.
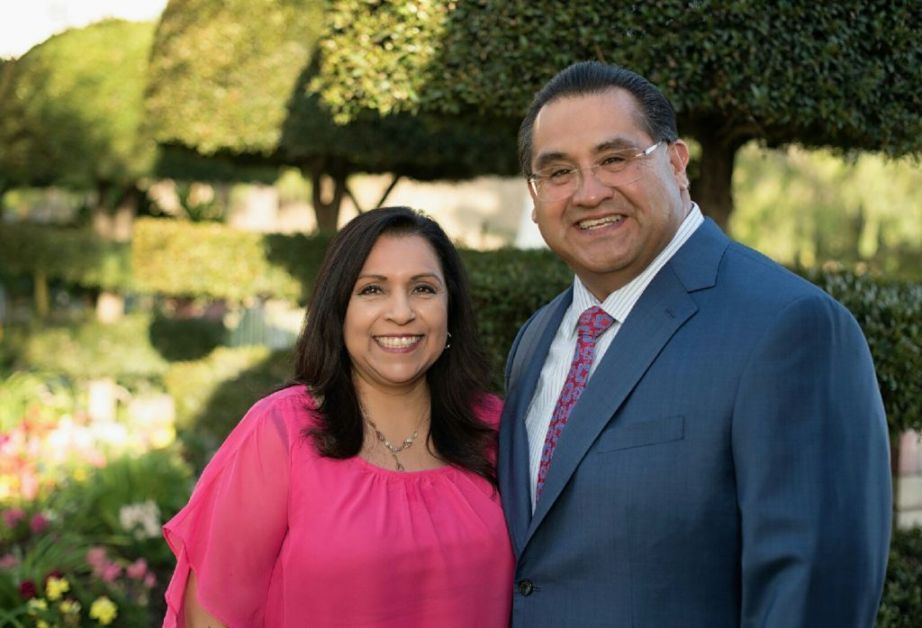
<box><xmin>878</xmin><ymin>526</ymin><xmax>922</xmax><ymax>627</ymax></box>
<box><xmin>4</xmin><ymin>314</ymin><xmax>169</xmax><ymax>384</ymax></box>
<box><xmin>148</xmin><ymin>312</ymin><xmax>226</xmax><ymax>362</ymax></box>
<box><xmin>804</xmin><ymin>270</ymin><xmax>922</xmax><ymax>436</ymax></box>
<box><xmin>0</xmin><ymin>223</ymin><xmax>132</xmax><ymax>291</ymax></box>
<box><xmin>462</xmin><ymin>248</ymin><xmax>571</xmax><ymax>387</ymax></box>
<box><xmin>164</xmin><ymin>346</ymin><xmax>291</xmax><ymax>470</ymax></box>
<box><xmin>131</xmin><ymin>218</ymin><xmax>329</xmax><ymax>302</ymax></box>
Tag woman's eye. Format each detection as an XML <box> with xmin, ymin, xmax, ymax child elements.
<box><xmin>357</xmin><ymin>284</ymin><xmax>382</xmax><ymax>296</ymax></box>
<box><xmin>413</xmin><ymin>284</ymin><xmax>437</xmax><ymax>295</ymax></box>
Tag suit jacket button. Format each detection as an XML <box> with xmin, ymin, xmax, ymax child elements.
<box><xmin>517</xmin><ymin>579</ymin><xmax>535</xmax><ymax>596</ymax></box>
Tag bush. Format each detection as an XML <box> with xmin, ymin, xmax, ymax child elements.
<box><xmin>0</xmin><ymin>223</ymin><xmax>132</xmax><ymax>291</ymax></box>
<box><xmin>878</xmin><ymin>526</ymin><xmax>922</xmax><ymax>627</ymax></box>
<box><xmin>148</xmin><ymin>311</ymin><xmax>226</xmax><ymax>362</ymax></box>
<box><xmin>462</xmin><ymin>248</ymin><xmax>570</xmax><ymax>388</ymax></box>
<box><xmin>3</xmin><ymin>314</ymin><xmax>169</xmax><ymax>385</ymax></box>
<box><xmin>803</xmin><ymin>270</ymin><xmax>922</xmax><ymax>436</ymax></box>
<box><xmin>164</xmin><ymin>346</ymin><xmax>291</xmax><ymax>470</ymax></box>
<box><xmin>48</xmin><ymin>449</ymin><xmax>193</xmax><ymax>571</ymax></box>
<box><xmin>132</xmin><ymin>218</ymin><xmax>330</xmax><ymax>303</ymax></box>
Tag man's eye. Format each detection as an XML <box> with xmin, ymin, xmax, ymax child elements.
<box><xmin>600</xmin><ymin>154</ymin><xmax>629</xmax><ymax>168</ymax></box>
<box><xmin>547</xmin><ymin>168</ymin><xmax>575</xmax><ymax>183</ymax></box>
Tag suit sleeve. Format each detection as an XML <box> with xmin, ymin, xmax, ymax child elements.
<box><xmin>732</xmin><ymin>294</ymin><xmax>891</xmax><ymax>627</ymax></box>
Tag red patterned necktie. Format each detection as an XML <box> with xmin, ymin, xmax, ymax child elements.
<box><xmin>536</xmin><ymin>305</ymin><xmax>615</xmax><ymax>501</ymax></box>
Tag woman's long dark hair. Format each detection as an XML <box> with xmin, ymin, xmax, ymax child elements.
<box><xmin>292</xmin><ymin>207</ymin><xmax>496</xmax><ymax>485</ymax></box>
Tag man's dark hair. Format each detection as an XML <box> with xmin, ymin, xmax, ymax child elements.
<box><xmin>518</xmin><ymin>61</ymin><xmax>679</xmax><ymax>175</ymax></box>
<box><xmin>292</xmin><ymin>206</ymin><xmax>496</xmax><ymax>485</ymax></box>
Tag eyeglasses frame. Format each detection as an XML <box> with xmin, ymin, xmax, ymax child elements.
<box><xmin>527</xmin><ymin>140</ymin><xmax>666</xmax><ymax>200</ymax></box>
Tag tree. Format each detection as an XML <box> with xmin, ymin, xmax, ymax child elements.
<box><xmin>312</xmin><ymin>0</ymin><xmax>921</xmax><ymax>229</ymax></box>
<box><xmin>145</xmin><ymin>0</ymin><xmax>519</xmax><ymax>232</ymax></box>
<box><xmin>0</xmin><ymin>19</ymin><xmax>158</xmax><ymax>240</ymax></box>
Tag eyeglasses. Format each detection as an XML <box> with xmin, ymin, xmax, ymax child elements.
<box><xmin>527</xmin><ymin>141</ymin><xmax>664</xmax><ymax>202</ymax></box>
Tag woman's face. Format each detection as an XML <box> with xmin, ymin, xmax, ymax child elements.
<box><xmin>344</xmin><ymin>233</ymin><xmax>449</xmax><ymax>393</ymax></box>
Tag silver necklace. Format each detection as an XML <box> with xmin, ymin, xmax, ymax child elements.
<box><xmin>363</xmin><ymin>406</ymin><xmax>427</xmax><ymax>472</ymax></box>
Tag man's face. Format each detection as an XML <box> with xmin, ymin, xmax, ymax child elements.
<box><xmin>528</xmin><ymin>88</ymin><xmax>690</xmax><ymax>299</ymax></box>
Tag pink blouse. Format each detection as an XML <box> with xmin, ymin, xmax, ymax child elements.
<box><xmin>162</xmin><ymin>386</ymin><xmax>513</xmax><ymax>627</ymax></box>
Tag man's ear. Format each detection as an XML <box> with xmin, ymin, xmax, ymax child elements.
<box><xmin>527</xmin><ymin>182</ymin><xmax>538</xmax><ymax>222</ymax></box>
<box><xmin>670</xmin><ymin>140</ymin><xmax>691</xmax><ymax>190</ymax></box>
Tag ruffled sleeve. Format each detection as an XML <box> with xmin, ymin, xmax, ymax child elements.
<box><xmin>162</xmin><ymin>394</ymin><xmax>295</xmax><ymax>627</ymax></box>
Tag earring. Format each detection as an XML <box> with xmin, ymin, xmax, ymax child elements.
<box><xmin>445</xmin><ymin>332</ymin><xmax>452</xmax><ymax>349</ymax></box>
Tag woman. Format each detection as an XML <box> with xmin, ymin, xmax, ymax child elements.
<box><xmin>162</xmin><ymin>207</ymin><xmax>513</xmax><ymax>627</ymax></box>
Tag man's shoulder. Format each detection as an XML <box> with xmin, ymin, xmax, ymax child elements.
<box><xmin>721</xmin><ymin>240</ymin><xmax>828</xmax><ymax>301</ymax></box>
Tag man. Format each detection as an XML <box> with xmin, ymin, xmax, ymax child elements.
<box><xmin>498</xmin><ymin>61</ymin><xmax>891</xmax><ymax>627</ymax></box>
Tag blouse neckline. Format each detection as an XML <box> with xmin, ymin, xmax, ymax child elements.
<box><xmin>350</xmin><ymin>454</ymin><xmax>458</xmax><ymax>479</ymax></box>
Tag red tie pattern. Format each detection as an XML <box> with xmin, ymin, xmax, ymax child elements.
<box><xmin>535</xmin><ymin>305</ymin><xmax>615</xmax><ymax>501</ymax></box>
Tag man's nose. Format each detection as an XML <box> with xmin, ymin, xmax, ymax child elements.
<box><xmin>571</xmin><ymin>165</ymin><xmax>614</xmax><ymax>206</ymax></box>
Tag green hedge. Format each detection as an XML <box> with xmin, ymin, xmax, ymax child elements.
<box><xmin>164</xmin><ymin>346</ymin><xmax>291</xmax><ymax>470</ymax></box>
<box><xmin>131</xmin><ymin>218</ymin><xmax>329</xmax><ymax>302</ymax></box>
<box><xmin>805</xmin><ymin>271</ymin><xmax>922</xmax><ymax>436</ymax></box>
<box><xmin>0</xmin><ymin>223</ymin><xmax>131</xmax><ymax>290</ymax></box>
<box><xmin>2</xmin><ymin>314</ymin><xmax>170</xmax><ymax>384</ymax></box>
<box><xmin>878</xmin><ymin>526</ymin><xmax>922</xmax><ymax>627</ymax></box>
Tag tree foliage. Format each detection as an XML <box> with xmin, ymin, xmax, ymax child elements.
<box><xmin>145</xmin><ymin>0</ymin><xmax>519</xmax><ymax>231</ymax></box>
<box><xmin>0</xmin><ymin>20</ymin><xmax>157</xmax><ymax>193</ymax></box>
<box><xmin>312</xmin><ymin>0</ymin><xmax>921</xmax><ymax>227</ymax></box>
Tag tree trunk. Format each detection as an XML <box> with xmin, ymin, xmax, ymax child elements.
<box><xmin>34</xmin><ymin>269</ymin><xmax>49</xmax><ymax>318</ymax></box>
<box><xmin>111</xmin><ymin>186</ymin><xmax>137</xmax><ymax>242</ymax></box>
<box><xmin>376</xmin><ymin>174</ymin><xmax>401</xmax><ymax>208</ymax></box>
<box><xmin>310</xmin><ymin>170</ymin><xmax>347</xmax><ymax>233</ymax></box>
<box><xmin>688</xmin><ymin>130</ymin><xmax>740</xmax><ymax>233</ymax></box>
<box><xmin>92</xmin><ymin>180</ymin><xmax>113</xmax><ymax>238</ymax></box>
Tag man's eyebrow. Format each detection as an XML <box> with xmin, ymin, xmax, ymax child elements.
<box><xmin>532</xmin><ymin>137</ymin><xmax>641</xmax><ymax>171</ymax></box>
<box><xmin>594</xmin><ymin>138</ymin><xmax>640</xmax><ymax>153</ymax></box>
<box><xmin>532</xmin><ymin>151</ymin><xmax>570</xmax><ymax>172</ymax></box>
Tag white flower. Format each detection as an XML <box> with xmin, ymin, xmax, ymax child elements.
<box><xmin>118</xmin><ymin>500</ymin><xmax>161</xmax><ymax>539</ymax></box>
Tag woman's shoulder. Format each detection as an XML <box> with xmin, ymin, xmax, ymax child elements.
<box><xmin>242</xmin><ymin>384</ymin><xmax>321</xmax><ymax>436</ymax></box>
<box><xmin>474</xmin><ymin>393</ymin><xmax>504</xmax><ymax>429</ymax></box>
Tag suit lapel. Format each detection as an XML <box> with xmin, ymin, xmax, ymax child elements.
<box><xmin>523</xmin><ymin>219</ymin><xmax>728</xmax><ymax>547</ymax></box>
<box><xmin>499</xmin><ymin>289</ymin><xmax>572</xmax><ymax>554</ymax></box>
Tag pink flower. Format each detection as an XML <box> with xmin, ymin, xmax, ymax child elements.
<box><xmin>2</xmin><ymin>507</ymin><xmax>25</xmax><ymax>528</ymax></box>
<box><xmin>29</xmin><ymin>513</ymin><xmax>48</xmax><ymax>534</ymax></box>
<box><xmin>0</xmin><ymin>553</ymin><xmax>18</xmax><ymax>568</ymax></box>
<box><xmin>126</xmin><ymin>558</ymin><xmax>148</xmax><ymax>580</ymax></box>
<box><xmin>144</xmin><ymin>572</ymin><xmax>157</xmax><ymax>589</ymax></box>
<box><xmin>99</xmin><ymin>562</ymin><xmax>122</xmax><ymax>583</ymax></box>
<box><xmin>86</xmin><ymin>546</ymin><xmax>108</xmax><ymax>569</ymax></box>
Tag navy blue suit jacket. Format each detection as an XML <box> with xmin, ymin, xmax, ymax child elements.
<box><xmin>499</xmin><ymin>219</ymin><xmax>891</xmax><ymax>627</ymax></box>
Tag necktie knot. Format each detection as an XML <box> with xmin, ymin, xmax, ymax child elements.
<box><xmin>577</xmin><ymin>306</ymin><xmax>614</xmax><ymax>342</ymax></box>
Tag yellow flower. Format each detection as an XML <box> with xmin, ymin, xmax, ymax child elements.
<box><xmin>46</xmin><ymin>575</ymin><xmax>70</xmax><ymax>600</ymax></box>
<box><xmin>37</xmin><ymin>621</ymin><xmax>50</xmax><ymax>628</ymax></box>
<box><xmin>72</xmin><ymin>467</ymin><xmax>89</xmax><ymax>483</ymax></box>
<box><xmin>59</xmin><ymin>599</ymin><xmax>82</xmax><ymax>615</ymax></box>
<box><xmin>89</xmin><ymin>596</ymin><xmax>118</xmax><ymax>625</ymax></box>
